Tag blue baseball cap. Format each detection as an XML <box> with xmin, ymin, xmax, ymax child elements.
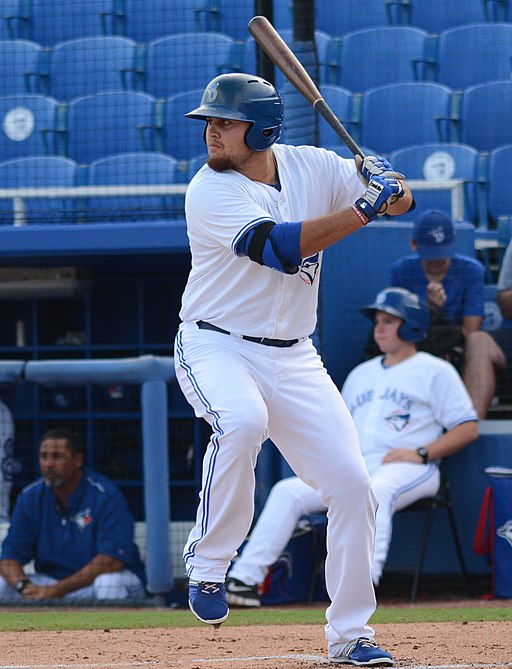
<box><xmin>412</xmin><ymin>209</ymin><xmax>455</xmax><ymax>260</ymax></box>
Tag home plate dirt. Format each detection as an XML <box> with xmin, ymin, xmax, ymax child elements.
<box><xmin>0</xmin><ymin>621</ymin><xmax>511</xmax><ymax>669</ymax></box>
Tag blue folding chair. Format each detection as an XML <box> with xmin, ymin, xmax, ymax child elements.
<box><xmin>338</xmin><ymin>26</ymin><xmax>429</xmax><ymax>91</ymax></box>
<box><xmin>0</xmin><ymin>40</ymin><xmax>43</xmax><ymax>94</ymax></box>
<box><xmin>143</xmin><ymin>32</ymin><xmax>240</xmax><ymax>98</ymax></box>
<box><xmin>457</xmin><ymin>80</ymin><xmax>512</xmax><ymax>151</ymax></box>
<box><xmin>64</xmin><ymin>91</ymin><xmax>157</xmax><ymax>164</ymax></box>
<box><xmin>43</xmin><ymin>36</ymin><xmax>138</xmax><ymax>101</ymax></box>
<box><xmin>486</xmin><ymin>144</ymin><xmax>512</xmax><ymax>227</ymax></box>
<box><xmin>0</xmin><ymin>155</ymin><xmax>77</xmax><ymax>225</ymax></box>
<box><xmin>187</xmin><ymin>153</ymin><xmax>208</xmax><ymax>181</ymax></box>
<box><xmin>160</xmin><ymin>89</ymin><xmax>208</xmax><ymax>161</ymax></box>
<box><xmin>388</xmin><ymin>143</ymin><xmax>480</xmax><ymax>223</ymax></box>
<box><xmin>27</xmin><ymin>0</ymin><xmax>119</xmax><ymax>46</ymax></box>
<box><xmin>122</xmin><ymin>0</ymin><xmax>199</xmax><ymax>43</ymax></box>
<box><xmin>358</xmin><ymin>82</ymin><xmax>454</xmax><ymax>155</ymax></box>
<box><xmin>0</xmin><ymin>0</ymin><xmax>27</xmax><ymax>40</ymax></box>
<box><xmin>433</xmin><ymin>23</ymin><xmax>512</xmax><ymax>89</ymax></box>
<box><xmin>399</xmin><ymin>0</ymin><xmax>487</xmax><ymax>33</ymax></box>
<box><xmin>0</xmin><ymin>94</ymin><xmax>60</xmax><ymax>160</ymax></box>
<box><xmin>85</xmin><ymin>152</ymin><xmax>180</xmax><ymax>223</ymax></box>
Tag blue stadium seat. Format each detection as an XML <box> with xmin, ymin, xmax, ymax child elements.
<box><xmin>188</xmin><ymin>153</ymin><xmax>208</xmax><ymax>181</ymax></box>
<box><xmin>122</xmin><ymin>0</ymin><xmax>199</xmax><ymax>43</ymax></box>
<box><xmin>278</xmin><ymin>30</ymin><xmax>342</xmax><ymax>86</ymax></box>
<box><xmin>43</xmin><ymin>36</ymin><xmax>137</xmax><ymax>101</ymax></box>
<box><xmin>143</xmin><ymin>32</ymin><xmax>241</xmax><ymax>98</ymax></box>
<box><xmin>0</xmin><ymin>94</ymin><xmax>60</xmax><ymax>160</ymax></box>
<box><xmin>358</xmin><ymin>82</ymin><xmax>453</xmax><ymax>155</ymax></box>
<box><xmin>85</xmin><ymin>152</ymin><xmax>180</xmax><ymax>223</ymax></box>
<box><xmin>317</xmin><ymin>85</ymin><xmax>353</xmax><ymax>149</ymax></box>
<box><xmin>486</xmin><ymin>144</ymin><xmax>512</xmax><ymax>226</ymax></box>
<box><xmin>338</xmin><ymin>26</ymin><xmax>429</xmax><ymax>91</ymax></box>
<box><xmin>315</xmin><ymin>0</ymin><xmax>395</xmax><ymax>36</ymax></box>
<box><xmin>399</xmin><ymin>0</ymin><xmax>488</xmax><ymax>33</ymax></box>
<box><xmin>160</xmin><ymin>90</ymin><xmax>208</xmax><ymax>161</ymax></box>
<box><xmin>433</xmin><ymin>23</ymin><xmax>512</xmax><ymax>89</ymax></box>
<box><xmin>0</xmin><ymin>155</ymin><xmax>77</xmax><ymax>225</ymax></box>
<box><xmin>201</xmin><ymin>0</ymin><xmax>257</xmax><ymax>41</ymax></box>
<box><xmin>0</xmin><ymin>40</ymin><xmax>43</xmax><ymax>94</ymax></box>
<box><xmin>27</xmin><ymin>0</ymin><xmax>119</xmax><ymax>46</ymax></box>
<box><xmin>457</xmin><ymin>80</ymin><xmax>512</xmax><ymax>151</ymax></box>
<box><xmin>388</xmin><ymin>143</ymin><xmax>480</xmax><ymax>223</ymax></box>
<box><xmin>64</xmin><ymin>91</ymin><xmax>157</xmax><ymax>164</ymax></box>
<box><xmin>0</xmin><ymin>0</ymin><xmax>27</xmax><ymax>40</ymax></box>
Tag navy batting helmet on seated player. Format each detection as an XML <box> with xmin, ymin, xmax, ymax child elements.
<box><xmin>185</xmin><ymin>72</ymin><xmax>284</xmax><ymax>151</ymax></box>
<box><xmin>361</xmin><ymin>287</ymin><xmax>430</xmax><ymax>343</ymax></box>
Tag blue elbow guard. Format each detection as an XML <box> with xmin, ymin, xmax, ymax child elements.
<box><xmin>236</xmin><ymin>221</ymin><xmax>302</xmax><ymax>274</ymax></box>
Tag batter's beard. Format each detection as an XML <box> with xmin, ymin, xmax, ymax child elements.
<box><xmin>207</xmin><ymin>154</ymin><xmax>235</xmax><ymax>172</ymax></box>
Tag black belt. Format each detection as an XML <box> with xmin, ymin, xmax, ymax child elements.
<box><xmin>197</xmin><ymin>321</ymin><xmax>300</xmax><ymax>348</ymax></box>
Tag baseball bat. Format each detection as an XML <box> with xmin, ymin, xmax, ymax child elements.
<box><xmin>248</xmin><ymin>15</ymin><xmax>365</xmax><ymax>158</ymax></box>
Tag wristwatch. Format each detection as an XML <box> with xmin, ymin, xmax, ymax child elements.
<box><xmin>416</xmin><ymin>447</ymin><xmax>429</xmax><ymax>464</ymax></box>
<box><xmin>15</xmin><ymin>578</ymin><xmax>30</xmax><ymax>593</ymax></box>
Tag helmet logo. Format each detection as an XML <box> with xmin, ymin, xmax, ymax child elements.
<box><xmin>205</xmin><ymin>83</ymin><xmax>220</xmax><ymax>102</ymax></box>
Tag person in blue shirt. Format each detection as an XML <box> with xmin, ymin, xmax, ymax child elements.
<box><xmin>0</xmin><ymin>427</ymin><xmax>146</xmax><ymax>601</ymax></box>
<box><xmin>390</xmin><ymin>209</ymin><xmax>505</xmax><ymax>419</ymax></box>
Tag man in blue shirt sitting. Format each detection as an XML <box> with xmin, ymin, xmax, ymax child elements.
<box><xmin>390</xmin><ymin>209</ymin><xmax>505</xmax><ymax>419</ymax></box>
<box><xmin>0</xmin><ymin>427</ymin><xmax>146</xmax><ymax>601</ymax></box>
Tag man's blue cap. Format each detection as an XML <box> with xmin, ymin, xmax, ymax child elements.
<box><xmin>413</xmin><ymin>209</ymin><xmax>455</xmax><ymax>260</ymax></box>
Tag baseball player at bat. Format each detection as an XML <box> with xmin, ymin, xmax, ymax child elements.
<box><xmin>174</xmin><ymin>72</ymin><xmax>414</xmax><ymax>665</ymax></box>
<box><xmin>225</xmin><ymin>287</ymin><xmax>478</xmax><ymax>607</ymax></box>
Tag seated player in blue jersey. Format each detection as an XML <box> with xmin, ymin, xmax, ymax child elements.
<box><xmin>389</xmin><ymin>209</ymin><xmax>505</xmax><ymax>419</ymax></box>
<box><xmin>0</xmin><ymin>427</ymin><xmax>146</xmax><ymax>601</ymax></box>
<box><xmin>225</xmin><ymin>287</ymin><xmax>478</xmax><ymax>607</ymax></box>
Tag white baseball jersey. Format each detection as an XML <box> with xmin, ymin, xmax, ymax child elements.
<box><xmin>342</xmin><ymin>351</ymin><xmax>477</xmax><ymax>472</ymax></box>
<box><xmin>180</xmin><ymin>143</ymin><xmax>363</xmax><ymax>339</ymax></box>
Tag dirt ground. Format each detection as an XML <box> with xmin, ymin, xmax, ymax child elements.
<box><xmin>0</xmin><ymin>597</ymin><xmax>511</xmax><ymax>669</ymax></box>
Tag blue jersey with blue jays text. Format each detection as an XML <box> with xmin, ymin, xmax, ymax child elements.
<box><xmin>1</xmin><ymin>469</ymin><xmax>145</xmax><ymax>582</ymax></box>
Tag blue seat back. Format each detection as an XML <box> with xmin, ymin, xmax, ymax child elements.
<box><xmin>360</xmin><ymin>82</ymin><xmax>453</xmax><ymax>154</ymax></box>
<box><xmin>28</xmin><ymin>0</ymin><xmax>118</xmax><ymax>46</ymax></box>
<box><xmin>65</xmin><ymin>91</ymin><xmax>157</xmax><ymax>164</ymax></box>
<box><xmin>0</xmin><ymin>155</ymin><xmax>77</xmax><ymax>224</ymax></box>
<box><xmin>459</xmin><ymin>80</ymin><xmax>512</xmax><ymax>151</ymax></box>
<box><xmin>403</xmin><ymin>0</ymin><xmax>487</xmax><ymax>33</ymax></box>
<box><xmin>388</xmin><ymin>142</ymin><xmax>480</xmax><ymax>222</ymax></box>
<box><xmin>122</xmin><ymin>0</ymin><xmax>199</xmax><ymax>43</ymax></box>
<box><xmin>0</xmin><ymin>40</ymin><xmax>42</xmax><ymax>94</ymax></box>
<box><xmin>162</xmin><ymin>90</ymin><xmax>208</xmax><ymax>160</ymax></box>
<box><xmin>85</xmin><ymin>152</ymin><xmax>180</xmax><ymax>223</ymax></box>
<box><xmin>0</xmin><ymin>0</ymin><xmax>26</xmax><ymax>40</ymax></box>
<box><xmin>277</xmin><ymin>30</ymin><xmax>341</xmax><ymax>86</ymax></box>
<box><xmin>436</xmin><ymin>23</ymin><xmax>512</xmax><ymax>89</ymax></box>
<box><xmin>487</xmin><ymin>143</ymin><xmax>512</xmax><ymax>225</ymax></box>
<box><xmin>0</xmin><ymin>94</ymin><xmax>60</xmax><ymax>160</ymax></box>
<box><xmin>144</xmin><ymin>32</ymin><xmax>239</xmax><ymax>98</ymax></box>
<box><xmin>317</xmin><ymin>85</ymin><xmax>353</xmax><ymax>148</ymax></box>
<box><xmin>315</xmin><ymin>0</ymin><xmax>393</xmax><ymax>36</ymax></box>
<box><xmin>188</xmin><ymin>153</ymin><xmax>208</xmax><ymax>181</ymax></box>
<box><xmin>46</xmin><ymin>36</ymin><xmax>137</xmax><ymax>101</ymax></box>
<box><xmin>338</xmin><ymin>26</ymin><xmax>429</xmax><ymax>91</ymax></box>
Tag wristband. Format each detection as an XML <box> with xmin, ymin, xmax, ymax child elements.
<box><xmin>351</xmin><ymin>204</ymin><xmax>369</xmax><ymax>226</ymax></box>
<box><xmin>354</xmin><ymin>198</ymin><xmax>377</xmax><ymax>223</ymax></box>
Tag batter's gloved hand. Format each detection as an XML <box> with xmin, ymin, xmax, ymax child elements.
<box><xmin>355</xmin><ymin>154</ymin><xmax>405</xmax><ymax>186</ymax></box>
<box><xmin>354</xmin><ymin>175</ymin><xmax>404</xmax><ymax>222</ymax></box>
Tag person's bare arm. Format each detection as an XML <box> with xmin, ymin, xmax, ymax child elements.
<box><xmin>461</xmin><ymin>315</ymin><xmax>483</xmax><ymax>337</ymax></box>
<box><xmin>497</xmin><ymin>288</ymin><xmax>512</xmax><ymax>320</ymax></box>
<box><xmin>0</xmin><ymin>558</ymin><xmax>28</xmax><ymax>586</ymax></box>
<box><xmin>382</xmin><ymin>420</ymin><xmax>479</xmax><ymax>464</ymax></box>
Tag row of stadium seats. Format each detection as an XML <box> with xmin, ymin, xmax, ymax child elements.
<box><xmin>1</xmin><ymin>142</ymin><xmax>512</xmax><ymax>229</ymax></box>
<box><xmin>1</xmin><ymin>80</ymin><xmax>510</xmax><ymax>167</ymax></box>
<box><xmin>2</xmin><ymin>22</ymin><xmax>512</xmax><ymax>99</ymax></box>
<box><xmin>1</xmin><ymin>0</ymin><xmax>510</xmax><ymax>45</ymax></box>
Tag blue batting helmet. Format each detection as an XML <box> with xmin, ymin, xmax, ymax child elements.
<box><xmin>185</xmin><ymin>73</ymin><xmax>284</xmax><ymax>151</ymax></box>
<box><xmin>361</xmin><ymin>287</ymin><xmax>430</xmax><ymax>343</ymax></box>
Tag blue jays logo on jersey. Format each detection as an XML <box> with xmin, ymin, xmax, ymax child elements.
<box><xmin>497</xmin><ymin>519</ymin><xmax>512</xmax><ymax>547</ymax></box>
<box><xmin>71</xmin><ymin>507</ymin><xmax>93</xmax><ymax>532</ymax></box>
<box><xmin>205</xmin><ymin>82</ymin><xmax>219</xmax><ymax>102</ymax></box>
<box><xmin>299</xmin><ymin>254</ymin><xmax>319</xmax><ymax>285</ymax></box>
<box><xmin>385</xmin><ymin>409</ymin><xmax>411</xmax><ymax>432</ymax></box>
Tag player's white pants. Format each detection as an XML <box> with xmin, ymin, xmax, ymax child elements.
<box><xmin>0</xmin><ymin>571</ymin><xmax>145</xmax><ymax>601</ymax></box>
<box><xmin>175</xmin><ymin>322</ymin><xmax>377</xmax><ymax>652</ymax></box>
<box><xmin>228</xmin><ymin>462</ymin><xmax>440</xmax><ymax>588</ymax></box>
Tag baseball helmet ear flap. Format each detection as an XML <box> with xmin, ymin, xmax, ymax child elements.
<box><xmin>186</xmin><ymin>73</ymin><xmax>284</xmax><ymax>151</ymax></box>
<box><xmin>361</xmin><ymin>287</ymin><xmax>430</xmax><ymax>343</ymax></box>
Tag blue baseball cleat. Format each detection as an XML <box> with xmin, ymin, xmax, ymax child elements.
<box><xmin>188</xmin><ymin>580</ymin><xmax>229</xmax><ymax>627</ymax></box>
<box><xmin>330</xmin><ymin>637</ymin><xmax>394</xmax><ymax>666</ymax></box>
